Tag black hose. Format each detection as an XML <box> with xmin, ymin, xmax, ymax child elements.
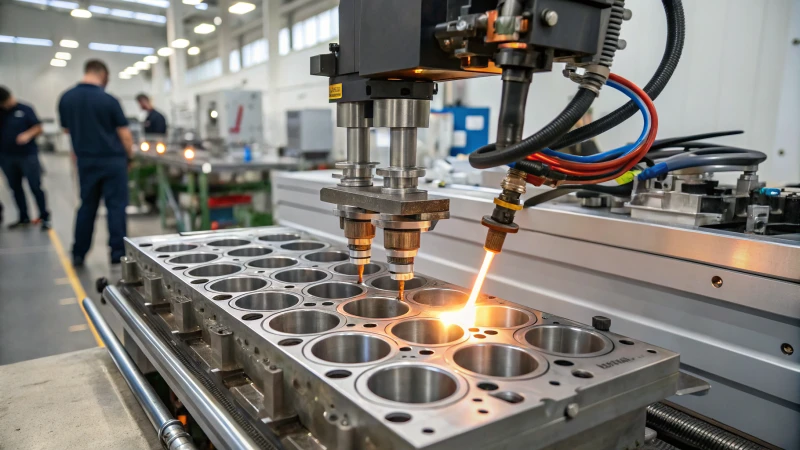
<box><xmin>522</xmin><ymin>184</ymin><xmax>633</xmax><ymax>208</ymax></box>
<box><xmin>469</xmin><ymin>88</ymin><xmax>597</xmax><ymax>169</ymax></box>
<box><xmin>649</xmin><ymin>130</ymin><xmax>743</xmax><ymax>151</ymax></box>
<box><xmin>550</xmin><ymin>0</ymin><xmax>686</xmax><ymax>150</ymax></box>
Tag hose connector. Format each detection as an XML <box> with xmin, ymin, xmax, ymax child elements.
<box><xmin>482</xmin><ymin>169</ymin><xmax>526</xmax><ymax>253</ymax></box>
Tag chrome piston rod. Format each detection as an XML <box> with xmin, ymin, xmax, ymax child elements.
<box><xmin>82</xmin><ymin>297</ymin><xmax>196</xmax><ymax>450</ymax></box>
<box><xmin>102</xmin><ymin>285</ymin><xmax>264</xmax><ymax>450</ymax></box>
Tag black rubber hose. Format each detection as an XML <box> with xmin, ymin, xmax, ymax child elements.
<box><xmin>649</xmin><ymin>130</ymin><xmax>743</xmax><ymax>151</ymax></box>
<box><xmin>469</xmin><ymin>88</ymin><xmax>597</xmax><ymax>169</ymax></box>
<box><xmin>550</xmin><ymin>0</ymin><xmax>686</xmax><ymax>150</ymax></box>
<box><xmin>522</xmin><ymin>184</ymin><xmax>633</xmax><ymax>208</ymax></box>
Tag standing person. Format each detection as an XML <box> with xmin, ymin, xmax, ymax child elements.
<box><xmin>135</xmin><ymin>93</ymin><xmax>168</xmax><ymax>135</ymax></box>
<box><xmin>0</xmin><ymin>86</ymin><xmax>51</xmax><ymax>230</ymax></box>
<box><xmin>58</xmin><ymin>60</ymin><xmax>133</xmax><ymax>266</ymax></box>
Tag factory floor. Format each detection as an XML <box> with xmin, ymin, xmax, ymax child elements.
<box><xmin>0</xmin><ymin>152</ymin><xmax>162</xmax><ymax>365</ymax></box>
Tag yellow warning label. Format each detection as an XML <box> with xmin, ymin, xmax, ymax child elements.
<box><xmin>329</xmin><ymin>83</ymin><xmax>343</xmax><ymax>100</ymax></box>
<box><xmin>615</xmin><ymin>169</ymin><xmax>642</xmax><ymax>185</ymax></box>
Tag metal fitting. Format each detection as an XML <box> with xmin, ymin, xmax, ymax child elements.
<box><xmin>501</xmin><ymin>168</ymin><xmax>528</xmax><ymax>194</ymax></box>
<box><xmin>541</xmin><ymin>9</ymin><xmax>558</xmax><ymax>27</ymax></box>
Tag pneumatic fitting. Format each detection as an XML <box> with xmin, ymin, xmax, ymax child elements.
<box><xmin>482</xmin><ymin>168</ymin><xmax>526</xmax><ymax>253</ymax></box>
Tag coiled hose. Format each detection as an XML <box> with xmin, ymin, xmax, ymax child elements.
<box><xmin>647</xmin><ymin>403</ymin><xmax>769</xmax><ymax>450</ymax></box>
<box><xmin>551</xmin><ymin>0</ymin><xmax>685</xmax><ymax>150</ymax></box>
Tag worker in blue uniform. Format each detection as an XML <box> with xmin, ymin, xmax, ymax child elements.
<box><xmin>136</xmin><ymin>93</ymin><xmax>168</xmax><ymax>135</ymax></box>
<box><xmin>58</xmin><ymin>60</ymin><xmax>133</xmax><ymax>267</ymax></box>
<box><xmin>0</xmin><ymin>86</ymin><xmax>50</xmax><ymax>230</ymax></box>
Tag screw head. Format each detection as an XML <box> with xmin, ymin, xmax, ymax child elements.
<box><xmin>782</xmin><ymin>343</ymin><xmax>794</xmax><ymax>355</ymax></box>
<box><xmin>592</xmin><ymin>316</ymin><xmax>611</xmax><ymax>332</ymax></box>
<box><xmin>456</xmin><ymin>20</ymin><xmax>469</xmax><ymax>31</ymax></box>
<box><xmin>711</xmin><ymin>276</ymin><xmax>723</xmax><ymax>288</ymax></box>
<box><xmin>565</xmin><ymin>403</ymin><xmax>579</xmax><ymax>418</ymax></box>
<box><xmin>542</xmin><ymin>9</ymin><xmax>559</xmax><ymax>26</ymax></box>
<box><xmin>329</xmin><ymin>43</ymin><xmax>340</xmax><ymax>53</ymax></box>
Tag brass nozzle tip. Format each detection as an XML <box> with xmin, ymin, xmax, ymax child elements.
<box><xmin>484</xmin><ymin>229</ymin><xmax>507</xmax><ymax>254</ymax></box>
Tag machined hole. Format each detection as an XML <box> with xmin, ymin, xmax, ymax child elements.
<box><xmin>390</xmin><ymin>319</ymin><xmax>464</xmax><ymax>345</ymax></box>
<box><xmin>474</xmin><ymin>306</ymin><xmax>530</xmax><ymax>328</ymax></box>
<box><xmin>370</xmin><ymin>275</ymin><xmax>426</xmax><ymax>292</ymax></box>
<box><xmin>476</xmin><ymin>382</ymin><xmax>498</xmax><ymax>391</ymax></box>
<box><xmin>242</xmin><ymin>313</ymin><xmax>263</xmax><ymax>321</ymax></box>
<box><xmin>310</xmin><ymin>334</ymin><xmax>392</xmax><ymax>364</ymax></box>
<box><xmin>326</xmin><ymin>370</ymin><xmax>351</xmax><ymax>379</ymax></box>
<box><xmin>227</xmin><ymin>247</ymin><xmax>273</xmax><ymax>258</ymax></box>
<box><xmin>342</xmin><ymin>297</ymin><xmax>410</xmax><ymax>319</ymax></box>
<box><xmin>187</xmin><ymin>264</ymin><xmax>243</xmax><ymax>278</ymax></box>
<box><xmin>305</xmin><ymin>251</ymin><xmax>349</xmax><ymax>263</ymax></box>
<box><xmin>235</xmin><ymin>292</ymin><xmax>300</xmax><ymax>311</ymax></box>
<box><xmin>572</xmin><ymin>370</ymin><xmax>594</xmax><ymax>379</ymax></box>
<box><xmin>367</xmin><ymin>366</ymin><xmax>458</xmax><ymax>404</ymax></box>
<box><xmin>412</xmin><ymin>289</ymin><xmax>468</xmax><ymax>308</ymax></box>
<box><xmin>524</xmin><ymin>325</ymin><xmax>612</xmax><ymax>356</ymax></box>
<box><xmin>155</xmin><ymin>244</ymin><xmax>197</xmax><ymax>253</ymax></box>
<box><xmin>334</xmin><ymin>263</ymin><xmax>382</xmax><ymax>276</ymax></box>
<box><xmin>259</xmin><ymin>233</ymin><xmax>301</xmax><ymax>242</ymax></box>
<box><xmin>206</xmin><ymin>238</ymin><xmax>250</xmax><ymax>247</ymax></box>
<box><xmin>249</xmin><ymin>257</ymin><xmax>298</xmax><ymax>269</ymax></box>
<box><xmin>209</xmin><ymin>277</ymin><xmax>268</xmax><ymax>293</ymax></box>
<box><xmin>453</xmin><ymin>344</ymin><xmax>539</xmax><ymax>377</ymax></box>
<box><xmin>385</xmin><ymin>413</ymin><xmax>412</xmax><ymax>423</ymax></box>
<box><xmin>268</xmin><ymin>310</ymin><xmax>341</xmax><ymax>334</ymax></box>
<box><xmin>168</xmin><ymin>253</ymin><xmax>219</xmax><ymax>265</ymax></box>
<box><xmin>279</xmin><ymin>338</ymin><xmax>302</xmax><ymax>346</ymax></box>
<box><xmin>274</xmin><ymin>268</ymin><xmax>329</xmax><ymax>284</ymax></box>
<box><xmin>281</xmin><ymin>241</ymin><xmax>325</xmax><ymax>251</ymax></box>
<box><xmin>307</xmin><ymin>282</ymin><xmax>365</xmax><ymax>299</ymax></box>
<box><xmin>213</xmin><ymin>295</ymin><xmax>232</xmax><ymax>301</ymax></box>
<box><xmin>492</xmin><ymin>392</ymin><xmax>524</xmax><ymax>404</ymax></box>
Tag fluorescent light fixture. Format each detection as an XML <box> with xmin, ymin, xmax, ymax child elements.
<box><xmin>50</xmin><ymin>58</ymin><xmax>67</xmax><ymax>67</ymax></box>
<box><xmin>214</xmin><ymin>16</ymin><xmax>221</xmax><ymax>26</ymax></box>
<box><xmin>134</xmin><ymin>61</ymin><xmax>150</xmax><ymax>70</ymax></box>
<box><xmin>144</xmin><ymin>55</ymin><xmax>158</xmax><ymax>64</ymax></box>
<box><xmin>17</xmin><ymin>0</ymin><xmax>49</xmax><ymax>6</ymax></box>
<box><xmin>194</xmin><ymin>23</ymin><xmax>215</xmax><ymax>34</ymax></box>
<box><xmin>194</xmin><ymin>3</ymin><xmax>207</xmax><ymax>10</ymax></box>
<box><xmin>70</xmin><ymin>8</ymin><xmax>92</xmax><ymax>18</ymax></box>
<box><xmin>119</xmin><ymin>45</ymin><xmax>154</xmax><ymax>54</ymax></box>
<box><xmin>55</xmin><ymin>51</ymin><xmax>72</xmax><ymax>60</ymax></box>
<box><xmin>119</xmin><ymin>72</ymin><xmax>132</xmax><ymax>79</ymax></box>
<box><xmin>228</xmin><ymin>1</ymin><xmax>255</xmax><ymax>14</ymax></box>
<box><xmin>14</xmin><ymin>37</ymin><xmax>54</xmax><ymax>46</ymax></box>
<box><xmin>60</xmin><ymin>39</ymin><xmax>79</xmax><ymax>48</ymax></box>
<box><xmin>181</xmin><ymin>0</ymin><xmax>201</xmax><ymax>4</ymax></box>
<box><xmin>122</xmin><ymin>0</ymin><xmax>168</xmax><ymax>8</ymax></box>
<box><xmin>124</xmin><ymin>66</ymin><xmax>139</xmax><ymax>75</ymax></box>
<box><xmin>110</xmin><ymin>8</ymin><xmax>134</xmax><ymax>18</ymax></box>
<box><xmin>88</xmin><ymin>42</ymin><xmax>118</xmax><ymax>52</ymax></box>
<box><xmin>0</xmin><ymin>35</ymin><xmax>15</xmax><ymax>43</ymax></box>
<box><xmin>187</xmin><ymin>46</ymin><xmax>200</xmax><ymax>55</ymax></box>
<box><xmin>88</xmin><ymin>5</ymin><xmax>109</xmax><ymax>13</ymax></box>
<box><xmin>157</xmin><ymin>47</ymin><xmax>173</xmax><ymax>56</ymax></box>
<box><xmin>171</xmin><ymin>38</ymin><xmax>190</xmax><ymax>49</ymax></box>
<box><xmin>50</xmin><ymin>0</ymin><xmax>79</xmax><ymax>8</ymax></box>
<box><xmin>134</xmin><ymin>12</ymin><xmax>166</xmax><ymax>23</ymax></box>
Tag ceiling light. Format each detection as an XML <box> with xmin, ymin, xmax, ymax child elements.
<box><xmin>194</xmin><ymin>3</ymin><xmax>207</xmax><ymax>10</ymax></box>
<box><xmin>124</xmin><ymin>66</ymin><xmax>139</xmax><ymax>75</ymax></box>
<box><xmin>119</xmin><ymin>45</ymin><xmax>153</xmax><ymax>55</ymax></box>
<box><xmin>0</xmin><ymin>36</ymin><xmax>14</xmax><ymax>43</ymax></box>
<box><xmin>49</xmin><ymin>0</ymin><xmax>79</xmax><ymax>8</ymax></box>
<box><xmin>171</xmin><ymin>38</ymin><xmax>190</xmax><ymax>49</ymax></box>
<box><xmin>134</xmin><ymin>61</ymin><xmax>150</xmax><ymax>70</ymax></box>
<box><xmin>59</xmin><ymin>39</ymin><xmax>79</xmax><ymax>48</ymax></box>
<box><xmin>88</xmin><ymin>5</ymin><xmax>109</xmax><ymax>14</ymax></box>
<box><xmin>50</xmin><ymin>58</ymin><xmax>67</xmax><ymax>67</ymax></box>
<box><xmin>214</xmin><ymin>16</ymin><xmax>221</xmax><ymax>26</ymax></box>
<box><xmin>181</xmin><ymin>0</ymin><xmax>201</xmax><ymax>4</ymax></box>
<box><xmin>55</xmin><ymin>51</ymin><xmax>72</xmax><ymax>60</ymax></box>
<box><xmin>122</xmin><ymin>0</ymin><xmax>169</xmax><ymax>8</ymax></box>
<box><xmin>157</xmin><ymin>47</ymin><xmax>173</xmax><ymax>56</ymax></box>
<box><xmin>120</xmin><ymin>72</ymin><xmax>132</xmax><ymax>79</ymax></box>
<box><xmin>228</xmin><ymin>2</ymin><xmax>255</xmax><ymax>14</ymax></box>
<box><xmin>70</xmin><ymin>8</ymin><xmax>92</xmax><ymax>18</ymax></box>
<box><xmin>194</xmin><ymin>23</ymin><xmax>215</xmax><ymax>34</ymax></box>
<box><xmin>187</xmin><ymin>46</ymin><xmax>200</xmax><ymax>55</ymax></box>
<box><xmin>13</xmin><ymin>37</ymin><xmax>53</xmax><ymax>46</ymax></box>
<box><xmin>144</xmin><ymin>55</ymin><xmax>158</xmax><ymax>64</ymax></box>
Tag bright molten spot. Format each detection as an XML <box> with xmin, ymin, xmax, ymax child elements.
<box><xmin>439</xmin><ymin>251</ymin><xmax>495</xmax><ymax>326</ymax></box>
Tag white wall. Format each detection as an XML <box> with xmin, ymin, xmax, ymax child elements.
<box><xmin>0</xmin><ymin>3</ymin><xmax>167</xmax><ymax>121</ymax></box>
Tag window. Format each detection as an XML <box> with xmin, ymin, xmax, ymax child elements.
<box><xmin>303</xmin><ymin>16</ymin><xmax>318</xmax><ymax>48</ymax></box>
<box><xmin>278</xmin><ymin>27</ymin><xmax>290</xmax><ymax>55</ymax></box>
<box><xmin>186</xmin><ymin>57</ymin><xmax>222</xmax><ymax>84</ymax></box>
<box><xmin>242</xmin><ymin>38</ymin><xmax>267</xmax><ymax>68</ymax></box>
<box><xmin>229</xmin><ymin>49</ymin><xmax>241</xmax><ymax>73</ymax></box>
<box><xmin>291</xmin><ymin>21</ymin><xmax>304</xmax><ymax>51</ymax></box>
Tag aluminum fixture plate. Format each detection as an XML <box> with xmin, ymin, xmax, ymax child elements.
<box><xmin>321</xmin><ymin>186</ymin><xmax>450</xmax><ymax>215</ymax></box>
<box><xmin>124</xmin><ymin>227</ymin><xmax>679</xmax><ymax>450</ymax></box>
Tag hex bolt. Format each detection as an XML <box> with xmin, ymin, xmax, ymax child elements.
<box><xmin>541</xmin><ymin>9</ymin><xmax>558</xmax><ymax>27</ymax></box>
<box><xmin>565</xmin><ymin>403</ymin><xmax>579</xmax><ymax>418</ymax></box>
<box><xmin>592</xmin><ymin>316</ymin><xmax>611</xmax><ymax>332</ymax></box>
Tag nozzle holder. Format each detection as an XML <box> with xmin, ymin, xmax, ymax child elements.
<box><xmin>482</xmin><ymin>215</ymin><xmax>519</xmax><ymax>253</ymax></box>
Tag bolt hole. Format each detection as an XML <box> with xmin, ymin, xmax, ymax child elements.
<box><xmin>322</xmin><ymin>301</ymin><xmax>334</xmax><ymax>306</ymax></box>
<box><xmin>173</xmin><ymin>266</ymin><xmax>188</xmax><ymax>270</ymax></box>
<box><xmin>140</xmin><ymin>243</ymin><xmax>152</xmax><ymax>247</ymax></box>
<box><xmin>257</xmin><ymin>270</ymin><xmax>265</xmax><ymax>274</ymax></box>
<box><xmin>191</xmin><ymin>279</ymin><xmax>208</xmax><ymax>284</ymax></box>
<box><xmin>619</xmin><ymin>339</ymin><xmax>634</xmax><ymax>345</ymax></box>
<box><xmin>158</xmin><ymin>254</ymin><xmax>170</xmax><ymax>258</ymax></box>
<box><xmin>422</xmin><ymin>428</ymin><xmax>434</xmax><ymax>434</ymax></box>
<box><xmin>385</xmin><ymin>413</ymin><xmax>411</xmax><ymax>423</ymax></box>
<box><xmin>554</xmin><ymin>360</ymin><xmax>574</xmax><ymax>367</ymax></box>
<box><xmin>472</xmin><ymin>398</ymin><xmax>482</xmax><ymax>402</ymax></box>
<box><xmin>477</xmin><ymin>382</ymin><xmax>498</xmax><ymax>391</ymax></box>
<box><xmin>478</xmin><ymin>409</ymin><xmax>489</xmax><ymax>414</ymax></box>
<box><xmin>468</xmin><ymin>327</ymin><xmax>479</xmax><ymax>332</ymax></box>
<box><xmin>328</xmin><ymin>414</ymin><xmax>338</xmax><ymax>422</ymax></box>
<box><xmin>572</xmin><ymin>370</ymin><xmax>594</xmax><ymax>379</ymax></box>
<box><xmin>304</xmin><ymin>303</ymin><xmax>317</xmax><ymax>307</ymax></box>
<box><xmin>484</xmin><ymin>330</ymin><xmax>498</xmax><ymax>335</ymax></box>
<box><xmin>242</xmin><ymin>313</ymin><xmax>263</xmax><ymax>321</ymax></box>
<box><xmin>552</xmin><ymin>321</ymin><xmax>559</xmax><ymax>324</ymax></box>
<box><xmin>364</xmin><ymin>323</ymin><xmax>377</xmax><ymax>328</ymax></box>
<box><xmin>419</xmin><ymin>350</ymin><xmax>434</xmax><ymax>355</ymax></box>
<box><xmin>400</xmin><ymin>347</ymin><xmax>412</xmax><ymax>352</ymax></box>
<box><xmin>285</xmin><ymin>285</ymin><xmax>295</xmax><ymax>289</ymax></box>
<box><xmin>712</xmin><ymin>276</ymin><xmax>723</xmax><ymax>288</ymax></box>
<box><xmin>474</xmin><ymin>334</ymin><xmax>486</xmax><ymax>339</ymax></box>
<box><xmin>346</xmin><ymin>323</ymin><xmax>356</xmax><ymax>327</ymax></box>
<box><xmin>279</xmin><ymin>338</ymin><xmax>303</xmax><ymax>346</ymax></box>
<box><xmin>647</xmin><ymin>349</ymin><xmax>657</xmax><ymax>354</ymax></box>
<box><xmin>213</xmin><ymin>295</ymin><xmax>232</xmax><ymax>301</ymax></box>
<box><xmin>782</xmin><ymin>343</ymin><xmax>794</xmax><ymax>355</ymax></box>
<box><xmin>326</xmin><ymin>370</ymin><xmax>351</xmax><ymax>379</ymax></box>
<box><xmin>549</xmin><ymin>381</ymin><xmax>560</xmax><ymax>386</ymax></box>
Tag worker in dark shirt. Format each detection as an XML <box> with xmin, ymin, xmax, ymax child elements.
<box><xmin>58</xmin><ymin>60</ymin><xmax>134</xmax><ymax>266</ymax></box>
<box><xmin>136</xmin><ymin>93</ymin><xmax>167</xmax><ymax>135</ymax></box>
<box><xmin>0</xmin><ymin>86</ymin><xmax>51</xmax><ymax>230</ymax></box>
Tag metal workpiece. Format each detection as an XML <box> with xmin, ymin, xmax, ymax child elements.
<box><xmin>118</xmin><ymin>226</ymin><xmax>680</xmax><ymax>450</ymax></box>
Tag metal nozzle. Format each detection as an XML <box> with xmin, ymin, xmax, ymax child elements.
<box><xmin>384</xmin><ymin>228</ymin><xmax>421</xmax><ymax>282</ymax></box>
<box><xmin>481</xmin><ymin>169</ymin><xmax>526</xmax><ymax>253</ymax></box>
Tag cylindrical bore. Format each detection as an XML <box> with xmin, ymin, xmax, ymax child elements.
<box><xmin>474</xmin><ymin>306</ymin><xmax>531</xmax><ymax>328</ymax></box>
<box><xmin>310</xmin><ymin>333</ymin><xmax>392</xmax><ymax>364</ymax></box>
<box><xmin>307</xmin><ymin>282</ymin><xmax>365</xmax><ymax>299</ymax></box>
<box><xmin>390</xmin><ymin>319</ymin><xmax>464</xmax><ymax>345</ymax></box>
<box><xmin>274</xmin><ymin>268</ymin><xmax>328</xmax><ymax>284</ymax></box>
<box><xmin>524</xmin><ymin>325</ymin><xmax>612</xmax><ymax>356</ymax></box>
<box><xmin>206</xmin><ymin>239</ymin><xmax>250</xmax><ymax>247</ymax></box>
<box><xmin>209</xmin><ymin>277</ymin><xmax>268</xmax><ymax>293</ymax></box>
<box><xmin>370</xmin><ymin>275</ymin><xmax>426</xmax><ymax>291</ymax></box>
<box><xmin>167</xmin><ymin>253</ymin><xmax>219</xmax><ymax>265</ymax></box>
<box><xmin>334</xmin><ymin>263</ymin><xmax>381</xmax><ymax>276</ymax></box>
<box><xmin>453</xmin><ymin>344</ymin><xmax>539</xmax><ymax>378</ymax></box>
<box><xmin>155</xmin><ymin>244</ymin><xmax>197</xmax><ymax>253</ymax></box>
<box><xmin>227</xmin><ymin>247</ymin><xmax>273</xmax><ymax>258</ymax></box>
<box><xmin>367</xmin><ymin>365</ymin><xmax>457</xmax><ymax>404</ymax></box>
<box><xmin>259</xmin><ymin>233</ymin><xmax>300</xmax><ymax>242</ymax></box>
<box><xmin>304</xmin><ymin>251</ymin><xmax>349</xmax><ymax>263</ymax></box>
<box><xmin>249</xmin><ymin>257</ymin><xmax>298</xmax><ymax>269</ymax></box>
<box><xmin>268</xmin><ymin>310</ymin><xmax>341</xmax><ymax>335</ymax></box>
<box><xmin>187</xmin><ymin>264</ymin><xmax>242</xmax><ymax>278</ymax></box>
<box><xmin>342</xmin><ymin>297</ymin><xmax>410</xmax><ymax>319</ymax></box>
<box><xmin>234</xmin><ymin>292</ymin><xmax>300</xmax><ymax>311</ymax></box>
<box><xmin>281</xmin><ymin>241</ymin><xmax>326</xmax><ymax>251</ymax></box>
<box><xmin>412</xmin><ymin>289</ymin><xmax>468</xmax><ymax>308</ymax></box>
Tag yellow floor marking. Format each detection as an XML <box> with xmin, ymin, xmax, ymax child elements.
<box><xmin>47</xmin><ymin>229</ymin><xmax>104</xmax><ymax>347</ymax></box>
<box><xmin>68</xmin><ymin>324</ymin><xmax>89</xmax><ymax>332</ymax></box>
<box><xmin>59</xmin><ymin>297</ymin><xmax>77</xmax><ymax>306</ymax></box>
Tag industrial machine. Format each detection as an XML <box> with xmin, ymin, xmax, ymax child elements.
<box><xmin>196</xmin><ymin>90</ymin><xmax>265</xmax><ymax>149</ymax></box>
<box><xmin>285</xmin><ymin>109</ymin><xmax>334</xmax><ymax>162</ymax></box>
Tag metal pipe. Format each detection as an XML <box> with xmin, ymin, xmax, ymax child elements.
<box><xmin>389</xmin><ymin>128</ymin><xmax>417</xmax><ymax>168</ymax></box>
<box><xmin>103</xmin><ymin>285</ymin><xmax>264</xmax><ymax>450</ymax></box>
<box><xmin>82</xmin><ymin>297</ymin><xmax>196</xmax><ymax>450</ymax></box>
<box><xmin>346</xmin><ymin>127</ymin><xmax>370</xmax><ymax>163</ymax></box>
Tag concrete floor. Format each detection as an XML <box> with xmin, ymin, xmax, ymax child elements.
<box><xmin>0</xmin><ymin>152</ymin><xmax>162</xmax><ymax>365</ymax></box>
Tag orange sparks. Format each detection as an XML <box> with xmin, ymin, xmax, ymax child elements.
<box><xmin>397</xmin><ymin>280</ymin><xmax>405</xmax><ymax>300</ymax></box>
<box><xmin>440</xmin><ymin>251</ymin><xmax>495</xmax><ymax>326</ymax></box>
<box><xmin>357</xmin><ymin>265</ymin><xmax>364</xmax><ymax>284</ymax></box>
